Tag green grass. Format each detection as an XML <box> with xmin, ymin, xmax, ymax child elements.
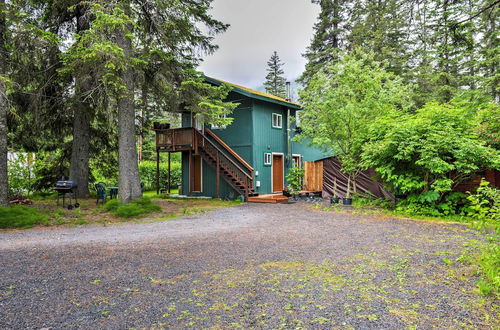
<box><xmin>0</xmin><ymin>205</ymin><xmax>50</xmax><ymax>229</ymax></box>
<box><xmin>476</xmin><ymin>242</ymin><xmax>499</xmax><ymax>297</ymax></box>
<box><xmin>103</xmin><ymin>197</ymin><xmax>162</xmax><ymax>218</ymax></box>
<box><xmin>143</xmin><ymin>189</ymin><xmax>179</xmax><ymax>199</ymax></box>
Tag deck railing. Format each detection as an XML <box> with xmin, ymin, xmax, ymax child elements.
<box><xmin>154</xmin><ymin>127</ymin><xmax>254</xmax><ymax>198</ymax></box>
<box><xmin>155</xmin><ymin>127</ymin><xmax>194</xmax><ymax>151</ymax></box>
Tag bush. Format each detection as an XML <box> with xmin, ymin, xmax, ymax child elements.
<box><xmin>103</xmin><ymin>197</ymin><xmax>162</xmax><ymax>218</ymax></box>
<box><xmin>8</xmin><ymin>153</ymin><xmax>36</xmax><ymax>196</ymax></box>
<box><xmin>0</xmin><ymin>205</ymin><xmax>50</xmax><ymax>229</ymax></box>
<box><xmin>286</xmin><ymin>167</ymin><xmax>305</xmax><ymax>195</ymax></box>
<box><xmin>138</xmin><ymin>161</ymin><xmax>182</xmax><ymax>191</ymax></box>
<box><xmin>396</xmin><ymin>192</ymin><xmax>470</xmax><ymax>217</ymax></box>
<box><xmin>467</xmin><ymin>179</ymin><xmax>500</xmax><ymax>234</ymax></box>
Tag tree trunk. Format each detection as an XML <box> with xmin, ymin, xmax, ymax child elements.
<box><xmin>116</xmin><ymin>22</ymin><xmax>141</xmax><ymax>202</ymax></box>
<box><xmin>69</xmin><ymin>5</ymin><xmax>93</xmax><ymax>197</ymax></box>
<box><xmin>0</xmin><ymin>0</ymin><xmax>8</xmax><ymax>206</ymax></box>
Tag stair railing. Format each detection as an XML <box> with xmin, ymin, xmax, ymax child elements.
<box><xmin>193</xmin><ymin>129</ymin><xmax>253</xmax><ymax>199</ymax></box>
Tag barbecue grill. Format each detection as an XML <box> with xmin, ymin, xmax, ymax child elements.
<box><xmin>53</xmin><ymin>178</ymin><xmax>79</xmax><ymax>210</ymax></box>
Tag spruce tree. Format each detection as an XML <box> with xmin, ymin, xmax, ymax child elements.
<box><xmin>0</xmin><ymin>0</ymin><xmax>7</xmax><ymax>205</ymax></box>
<box><xmin>264</xmin><ymin>51</ymin><xmax>287</xmax><ymax>99</ymax></box>
<box><xmin>298</xmin><ymin>0</ymin><xmax>351</xmax><ymax>85</ymax></box>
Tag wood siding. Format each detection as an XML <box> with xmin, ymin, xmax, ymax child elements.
<box><xmin>304</xmin><ymin>161</ymin><xmax>323</xmax><ymax>192</ymax></box>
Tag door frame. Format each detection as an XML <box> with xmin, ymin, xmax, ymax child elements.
<box><xmin>271</xmin><ymin>152</ymin><xmax>285</xmax><ymax>193</ymax></box>
<box><xmin>190</xmin><ymin>154</ymin><xmax>203</xmax><ymax>193</ymax></box>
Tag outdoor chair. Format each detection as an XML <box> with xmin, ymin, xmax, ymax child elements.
<box><xmin>95</xmin><ymin>182</ymin><xmax>110</xmax><ymax>204</ymax></box>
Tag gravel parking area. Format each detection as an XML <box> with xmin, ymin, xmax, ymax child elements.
<box><xmin>0</xmin><ymin>202</ymin><xmax>498</xmax><ymax>329</ymax></box>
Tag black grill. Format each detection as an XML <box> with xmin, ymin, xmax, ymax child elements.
<box><xmin>53</xmin><ymin>179</ymin><xmax>79</xmax><ymax>209</ymax></box>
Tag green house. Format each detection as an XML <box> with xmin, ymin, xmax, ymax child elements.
<box><xmin>154</xmin><ymin>77</ymin><xmax>329</xmax><ymax>200</ymax></box>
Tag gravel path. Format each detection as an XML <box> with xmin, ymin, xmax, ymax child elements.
<box><xmin>0</xmin><ymin>202</ymin><xmax>498</xmax><ymax>329</ymax></box>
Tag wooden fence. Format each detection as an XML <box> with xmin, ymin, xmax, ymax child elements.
<box><xmin>304</xmin><ymin>161</ymin><xmax>323</xmax><ymax>192</ymax></box>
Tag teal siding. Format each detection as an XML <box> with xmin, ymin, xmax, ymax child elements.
<box><xmin>252</xmin><ymin>99</ymin><xmax>288</xmax><ymax>194</ymax></box>
<box><xmin>180</xmin><ymin>90</ymin><xmax>330</xmax><ymax>198</ymax></box>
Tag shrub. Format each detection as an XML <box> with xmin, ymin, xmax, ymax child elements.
<box><xmin>286</xmin><ymin>167</ymin><xmax>305</xmax><ymax>195</ymax></box>
<box><xmin>103</xmin><ymin>197</ymin><xmax>162</xmax><ymax>218</ymax></box>
<box><xmin>0</xmin><ymin>205</ymin><xmax>50</xmax><ymax>229</ymax></box>
<box><xmin>396</xmin><ymin>192</ymin><xmax>470</xmax><ymax>217</ymax></box>
<box><xmin>467</xmin><ymin>179</ymin><xmax>500</xmax><ymax>234</ymax></box>
<box><xmin>138</xmin><ymin>161</ymin><xmax>182</xmax><ymax>191</ymax></box>
<box><xmin>363</xmin><ymin>102</ymin><xmax>498</xmax><ymax>197</ymax></box>
<box><xmin>8</xmin><ymin>153</ymin><xmax>36</xmax><ymax>196</ymax></box>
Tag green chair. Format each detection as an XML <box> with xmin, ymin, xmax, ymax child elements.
<box><xmin>95</xmin><ymin>182</ymin><xmax>110</xmax><ymax>204</ymax></box>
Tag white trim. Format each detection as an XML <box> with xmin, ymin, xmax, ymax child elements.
<box><xmin>264</xmin><ymin>152</ymin><xmax>272</xmax><ymax>165</ymax></box>
<box><xmin>272</xmin><ymin>113</ymin><xmax>282</xmax><ymax>128</ymax></box>
<box><xmin>271</xmin><ymin>152</ymin><xmax>285</xmax><ymax>193</ymax></box>
<box><xmin>292</xmin><ymin>154</ymin><xmax>302</xmax><ymax>168</ymax></box>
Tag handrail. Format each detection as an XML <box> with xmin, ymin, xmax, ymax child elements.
<box><xmin>205</xmin><ymin>128</ymin><xmax>254</xmax><ymax>172</ymax></box>
<box><xmin>194</xmin><ymin>130</ymin><xmax>253</xmax><ymax>182</ymax></box>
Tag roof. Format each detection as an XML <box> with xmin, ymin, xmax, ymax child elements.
<box><xmin>205</xmin><ymin>76</ymin><xmax>302</xmax><ymax>110</ymax></box>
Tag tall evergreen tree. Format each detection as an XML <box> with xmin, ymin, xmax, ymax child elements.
<box><xmin>298</xmin><ymin>0</ymin><xmax>351</xmax><ymax>85</ymax></box>
<box><xmin>264</xmin><ymin>51</ymin><xmax>287</xmax><ymax>98</ymax></box>
<box><xmin>61</xmin><ymin>1</ymin><xmax>234</xmax><ymax>202</ymax></box>
<box><xmin>0</xmin><ymin>0</ymin><xmax>7</xmax><ymax>206</ymax></box>
<box><xmin>348</xmin><ymin>0</ymin><xmax>412</xmax><ymax>77</ymax></box>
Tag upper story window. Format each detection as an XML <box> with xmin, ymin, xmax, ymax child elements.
<box><xmin>211</xmin><ymin>114</ymin><xmax>227</xmax><ymax>130</ymax></box>
<box><xmin>272</xmin><ymin>113</ymin><xmax>282</xmax><ymax>129</ymax></box>
<box><xmin>295</xmin><ymin>110</ymin><xmax>301</xmax><ymax>127</ymax></box>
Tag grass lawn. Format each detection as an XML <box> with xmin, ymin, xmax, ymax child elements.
<box><xmin>0</xmin><ymin>190</ymin><xmax>241</xmax><ymax>229</ymax></box>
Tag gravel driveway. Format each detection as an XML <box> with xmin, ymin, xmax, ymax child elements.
<box><xmin>0</xmin><ymin>203</ymin><xmax>498</xmax><ymax>329</ymax></box>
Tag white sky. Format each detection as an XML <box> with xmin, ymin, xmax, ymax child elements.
<box><xmin>198</xmin><ymin>0</ymin><xmax>320</xmax><ymax>90</ymax></box>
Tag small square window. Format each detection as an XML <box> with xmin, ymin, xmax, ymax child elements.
<box><xmin>272</xmin><ymin>113</ymin><xmax>282</xmax><ymax>128</ymax></box>
<box><xmin>292</xmin><ymin>155</ymin><xmax>301</xmax><ymax>168</ymax></box>
<box><xmin>264</xmin><ymin>153</ymin><xmax>272</xmax><ymax>165</ymax></box>
<box><xmin>211</xmin><ymin>114</ymin><xmax>227</xmax><ymax>130</ymax></box>
<box><xmin>295</xmin><ymin>111</ymin><xmax>301</xmax><ymax>127</ymax></box>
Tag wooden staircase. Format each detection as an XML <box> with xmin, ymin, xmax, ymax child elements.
<box><xmin>193</xmin><ymin>129</ymin><xmax>258</xmax><ymax>200</ymax></box>
<box><xmin>153</xmin><ymin>127</ymin><xmax>258</xmax><ymax>200</ymax></box>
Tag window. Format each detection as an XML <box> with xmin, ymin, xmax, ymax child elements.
<box><xmin>211</xmin><ymin>114</ymin><xmax>227</xmax><ymax>130</ymax></box>
<box><xmin>295</xmin><ymin>111</ymin><xmax>301</xmax><ymax>127</ymax></box>
<box><xmin>272</xmin><ymin>113</ymin><xmax>282</xmax><ymax>128</ymax></box>
<box><xmin>264</xmin><ymin>153</ymin><xmax>272</xmax><ymax>165</ymax></box>
<box><xmin>292</xmin><ymin>154</ymin><xmax>301</xmax><ymax>168</ymax></box>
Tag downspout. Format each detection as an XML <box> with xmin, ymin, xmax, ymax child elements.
<box><xmin>287</xmin><ymin>108</ymin><xmax>292</xmax><ymax>166</ymax></box>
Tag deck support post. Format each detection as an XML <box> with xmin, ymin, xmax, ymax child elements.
<box><xmin>216</xmin><ymin>153</ymin><xmax>220</xmax><ymax>198</ymax></box>
<box><xmin>156</xmin><ymin>149</ymin><xmax>160</xmax><ymax>195</ymax></box>
<box><xmin>168</xmin><ymin>152</ymin><xmax>171</xmax><ymax>194</ymax></box>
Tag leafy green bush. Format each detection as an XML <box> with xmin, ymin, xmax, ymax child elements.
<box><xmin>467</xmin><ymin>179</ymin><xmax>500</xmax><ymax>234</ymax></box>
<box><xmin>286</xmin><ymin>167</ymin><xmax>305</xmax><ymax>195</ymax></box>
<box><xmin>138</xmin><ymin>161</ymin><xmax>181</xmax><ymax>191</ymax></box>
<box><xmin>103</xmin><ymin>197</ymin><xmax>162</xmax><ymax>218</ymax></box>
<box><xmin>363</xmin><ymin>102</ymin><xmax>498</xmax><ymax>197</ymax></box>
<box><xmin>396</xmin><ymin>192</ymin><xmax>470</xmax><ymax>217</ymax></box>
<box><xmin>8</xmin><ymin>153</ymin><xmax>36</xmax><ymax>196</ymax></box>
<box><xmin>0</xmin><ymin>205</ymin><xmax>50</xmax><ymax>229</ymax></box>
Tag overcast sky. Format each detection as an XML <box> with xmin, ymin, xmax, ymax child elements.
<box><xmin>198</xmin><ymin>0</ymin><xmax>320</xmax><ymax>90</ymax></box>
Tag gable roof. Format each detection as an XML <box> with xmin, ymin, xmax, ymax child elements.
<box><xmin>205</xmin><ymin>76</ymin><xmax>302</xmax><ymax>110</ymax></box>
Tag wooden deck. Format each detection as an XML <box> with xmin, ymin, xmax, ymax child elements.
<box><xmin>248</xmin><ymin>193</ymin><xmax>289</xmax><ymax>204</ymax></box>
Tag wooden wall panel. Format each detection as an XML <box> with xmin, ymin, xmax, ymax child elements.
<box><xmin>304</xmin><ymin>161</ymin><xmax>323</xmax><ymax>192</ymax></box>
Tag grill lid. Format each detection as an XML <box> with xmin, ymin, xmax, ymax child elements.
<box><xmin>55</xmin><ymin>180</ymin><xmax>78</xmax><ymax>189</ymax></box>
